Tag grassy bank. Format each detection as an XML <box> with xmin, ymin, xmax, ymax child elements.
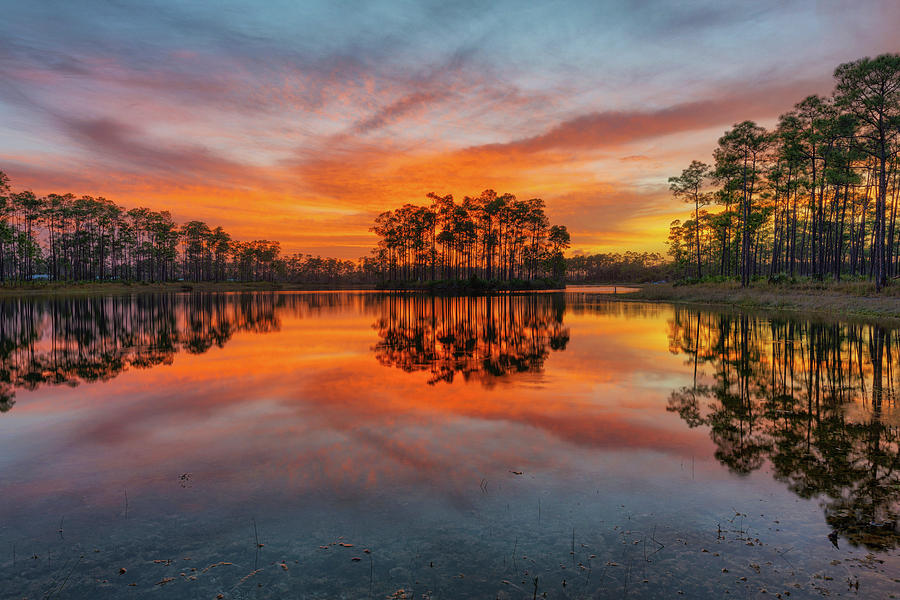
<box><xmin>0</xmin><ymin>281</ymin><xmax>378</xmax><ymax>297</ymax></box>
<box><xmin>614</xmin><ymin>280</ymin><xmax>900</xmax><ymax>322</ymax></box>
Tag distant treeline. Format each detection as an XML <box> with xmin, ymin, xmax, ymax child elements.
<box><xmin>667</xmin><ymin>54</ymin><xmax>900</xmax><ymax>289</ymax></box>
<box><xmin>0</xmin><ymin>170</ymin><xmax>379</xmax><ymax>284</ymax></box>
<box><xmin>372</xmin><ymin>190</ymin><xmax>570</xmax><ymax>286</ymax></box>
<box><xmin>565</xmin><ymin>251</ymin><xmax>672</xmax><ymax>283</ymax></box>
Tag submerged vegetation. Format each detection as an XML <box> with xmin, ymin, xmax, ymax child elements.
<box><xmin>668</xmin><ymin>53</ymin><xmax>900</xmax><ymax>290</ymax></box>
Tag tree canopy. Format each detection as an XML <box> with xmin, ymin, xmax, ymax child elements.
<box><xmin>371</xmin><ymin>189</ymin><xmax>569</xmax><ymax>287</ymax></box>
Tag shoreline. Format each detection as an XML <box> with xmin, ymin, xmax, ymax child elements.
<box><xmin>0</xmin><ymin>281</ymin><xmax>379</xmax><ymax>297</ymax></box>
<box><xmin>601</xmin><ymin>281</ymin><xmax>900</xmax><ymax>325</ymax></box>
<box><xmin>3</xmin><ymin>280</ymin><xmax>899</xmax><ymax>325</ymax></box>
<box><xmin>376</xmin><ymin>278</ymin><xmax>565</xmax><ymax>292</ymax></box>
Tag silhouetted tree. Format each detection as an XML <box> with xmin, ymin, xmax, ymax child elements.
<box><xmin>667</xmin><ymin>54</ymin><xmax>900</xmax><ymax>289</ymax></box>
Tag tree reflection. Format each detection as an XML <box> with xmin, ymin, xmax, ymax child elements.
<box><xmin>0</xmin><ymin>292</ymin><xmax>382</xmax><ymax>407</ymax></box>
<box><xmin>372</xmin><ymin>293</ymin><xmax>570</xmax><ymax>385</ymax></box>
<box><xmin>667</xmin><ymin>307</ymin><xmax>900</xmax><ymax>550</ymax></box>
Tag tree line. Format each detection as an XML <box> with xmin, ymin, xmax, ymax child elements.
<box><xmin>565</xmin><ymin>251</ymin><xmax>672</xmax><ymax>283</ymax></box>
<box><xmin>0</xmin><ymin>170</ymin><xmax>382</xmax><ymax>284</ymax></box>
<box><xmin>371</xmin><ymin>190</ymin><xmax>571</xmax><ymax>286</ymax></box>
<box><xmin>667</xmin><ymin>54</ymin><xmax>900</xmax><ymax>289</ymax></box>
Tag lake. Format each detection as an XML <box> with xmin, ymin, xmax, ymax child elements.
<box><xmin>1</xmin><ymin>291</ymin><xmax>898</xmax><ymax>599</ymax></box>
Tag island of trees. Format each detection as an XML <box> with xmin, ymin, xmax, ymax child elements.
<box><xmin>667</xmin><ymin>53</ymin><xmax>900</xmax><ymax>290</ymax></box>
<box><xmin>372</xmin><ymin>190</ymin><xmax>570</xmax><ymax>290</ymax></box>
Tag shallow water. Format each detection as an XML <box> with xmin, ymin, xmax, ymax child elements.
<box><xmin>1</xmin><ymin>291</ymin><xmax>898</xmax><ymax>598</ymax></box>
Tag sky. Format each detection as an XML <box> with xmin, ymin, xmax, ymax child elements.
<box><xmin>1</xmin><ymin>0</ymin><xmax>899</xmax><ymax>258</ymax></box>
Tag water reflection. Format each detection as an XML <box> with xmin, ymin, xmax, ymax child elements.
<box><xmin>372</xmin><ymin>294</ymin><xmax>570</xmax><ymax>385</ymax></box>
<box><xmin>3</xmin><ymin>292</ymin><xmax>900</xmax><ymax>598</ymax></box>
<box><xmin>0</xmin><ymin>292</ymin><xmax>572</xmax><ymax>411</ymax></box>
<box><xmin>665</xmin><ymin>307</ymin><xmax>900</xmax><ymax>550</ymax></box>
<box><xmin>0</xmin><ymin>293</ymin><xmax>380</xmax><ymax>411</ymax></box>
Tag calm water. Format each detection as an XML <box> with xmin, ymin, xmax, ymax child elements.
<box><xmin>1</xmin><ymin>291</ymin><xmax>898</xmax><ymax>599</ymax></box>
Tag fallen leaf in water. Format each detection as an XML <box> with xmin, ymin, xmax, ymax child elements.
<box><xmin>201</xmin><ymin>562</ymin><xmax>234</xmax><ymax>573</ymax></box>
<box><xmin>238</xmin><ymin>569</ymin><xmax>263</xmax><ymax>584</ymax></box>
<box><xmin>156</xmin><ymin>577</ymin><xmax>175</xmax><ymax>586</ymax></box>
<box><xmin>351</xmin><ymin>557</ymin><xmax>362</xmax><ymax>562</ymax></box>
<box><xmin>119</xmin><ymin>568</ymin><xmax>127</xmax><ymax>575</ymax></box>
<box><xmin>509</xmin><ymin>471</ymin><xmax>523</xmax><ymax>475</ymax></box>
<box><xmin>339</xmin><ymin>543</ymin><xmax>354</xmax><ymax>547</ymax></box>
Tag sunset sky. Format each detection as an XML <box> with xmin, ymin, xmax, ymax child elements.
<box><xmin>2</xmin><ymin>1</ymin><xmax>898</xmax><ymax>258</ymax></box>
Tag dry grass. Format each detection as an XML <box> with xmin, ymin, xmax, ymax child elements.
<box><xmin>621</xmin><ymin>280</ymin><xmax>900</xmax><ymax>323</ymax></box>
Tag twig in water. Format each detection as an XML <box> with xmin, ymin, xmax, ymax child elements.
<box><xmin>623</xmin><ymin>556</ymin><xmax>632</xmax><ymax>597</ymax></box>
<box><xmin>369</xmin><ymin>553</ymin><xmax>374</xmax><ymax>599</ymax></box>
<box><xmin>43</xmin><ymin>555</ymin><xmax>83</xmax><ymax>600</ymax></box>
<box><xmin>775</xmin><ymin>546</ymin><xmax>795</xmax><ymax>569</ymax></box>
<box><xmin>252</xmin><ymin>517</ymin><xmax>261</xmax><ymax>570</ymax></box>
<box><xmin>230</xmin><ymin>567</ymin><xmax>262</xmax><ymax>591</ymax></box>
<box><xmin>646</xmin><ymin>525</ymin><xmax>664</xmax><ymax>560</ymax></box>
